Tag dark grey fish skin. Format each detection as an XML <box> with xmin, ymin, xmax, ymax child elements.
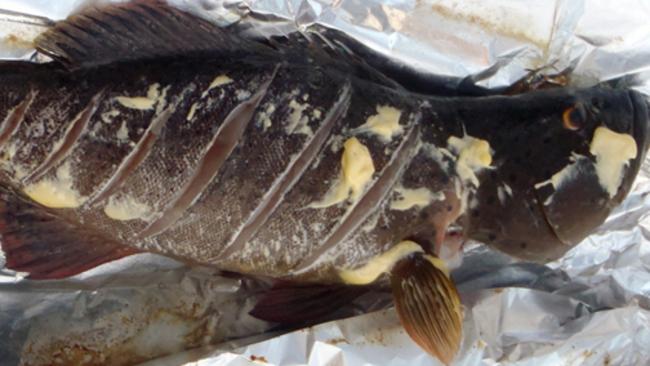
<box><xmin>0</xmin><ymin>55</ymin><xmax>647</xmax><ymax>283</ymax></box>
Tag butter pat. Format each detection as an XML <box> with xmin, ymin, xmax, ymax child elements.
<box><xmin>390</xmin><ymin>186</ymin><xmax>444</xmax><ymax>211</ymax></box>
<box><xmin>104</xmin><ymin>195</ymin><xmax>151</xmax><ymax>221</ymax></box>
<box><xmin>24</xmin><ymin>162</ymin><xmax>84</xmax><ymax>208</ymax></box>
<box><xmin>115</xmin><ymin>83</ymin><xmax>161</xmax><ymax>110</ymax></box>
<box><xmin>589</xmin><ymin>127</ymin><xmax>637</xmax><ymax>197</ymax></box>
<box><xmin>209</xmin><ymin>75</ymin><xmax>233</xmax><ymax>89</ymax></box>
<box><xmin>447</xmin><ymin>134</ymin><xmax>492</xmax><ymax>187</ymax></box>
<box><xmin>357</xmin><ymin>105</ymin><xmax>403</xmax><ymax>142</ymax></box>
<box><xmin>339</xmin><ymin>241</ymin><xmax>423</xmax><ymax>284</ymax></box>
<box><xmin>310</xmin><ymin>137</ymin><xmax>375</xmax><ymax>208</ymax></box>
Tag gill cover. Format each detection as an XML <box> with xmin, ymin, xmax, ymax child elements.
<box><xmin>534</xmin><ymin>90</ymin><xmax>648</xmax><ymax>246</ymax></box>
<box><xmin>461</xmin><ymin>87</ymin><xmax>648</xmax><ymax>262</ymax></box>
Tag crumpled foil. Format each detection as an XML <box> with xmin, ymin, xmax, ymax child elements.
<box><xmin>1</xmin><ymin>1</ymin><xmax>650</xmax><ymax>365</ymax></box>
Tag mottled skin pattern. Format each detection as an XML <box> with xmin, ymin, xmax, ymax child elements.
<box><xmin>0</xmin><ymin>55</ymin><xmax>647</xmax><ymax>283</ymax></box>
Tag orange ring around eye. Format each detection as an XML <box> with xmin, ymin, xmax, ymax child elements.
<box><xmin>562</xmin><ymin>106</ymin><xmax>581</xmax><ymax>130</ymax></box>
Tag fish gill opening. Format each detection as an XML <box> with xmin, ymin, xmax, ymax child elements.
<box><xmin>216</xmin><ymin>82</ymin><xmax>353</xmax><ymax>260</ymax></box>
<box><xmin>292</xmin><ymin>119</ymin><xmax>422</xmax><ymax>273</ymax></box>
<box><xmin>533</xmin><ymin>187</ymin><xmax>569</xmax><ymax>247</ymax></box>
<box><xmin>24</xmin><ymin>91</ymin><xmax>104</xmax><ymax>184</ymax></box>
<box><xmin>136</xmin><ymin>68</ymin><xmax>279</xmax><ymax>239</ymax></box>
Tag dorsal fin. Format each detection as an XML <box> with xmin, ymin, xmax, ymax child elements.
<box><xmin>34</xmin><ymin>0</ymin><xmax>274</xmax><ymax>69</ymax></box>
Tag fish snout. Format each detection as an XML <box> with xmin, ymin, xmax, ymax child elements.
<box><xmin>630</xmin><ymin>89</ymin><xmax>650</xmax><ymax>156</ymax></box>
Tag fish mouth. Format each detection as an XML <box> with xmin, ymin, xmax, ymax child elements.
<box><xmin>630</xmin><ymin>89</ymin><xmax>650</xmax><ymax>156</ymax></box>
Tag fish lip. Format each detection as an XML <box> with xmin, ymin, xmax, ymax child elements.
<box><xmin>629</xmin><ymin>89</ymin><xmax>650</xmax><ymax>156</ymax></box>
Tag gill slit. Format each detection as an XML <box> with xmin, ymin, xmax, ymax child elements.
<box><xmin>294</xmin><ymin>117</ymin><xmax>422</xmax><ymax>272</ymax></box>
<box><xmin>137</xmin><ymin>67</ymin><xmax>279</xmax><ymax>239</ymax></box>
<box><xmin>24</xmin><ymin>91</ymin><xmax>104</xmax><ymax>183</ymax></box>
<box><xmin>0</xmin><ymin>90</ymin><xmax>38</xmax><ymax>148</ymax></box>
<box><xmin>217</xmin><ymin>82</ymin><xmax>352</xmax><ymax>259</ymax></box>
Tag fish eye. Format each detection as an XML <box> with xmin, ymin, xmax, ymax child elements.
<box><xmin>562</xmin><ymin>103</ymin><xmax>587</xmax><ymax>131</ymax></box>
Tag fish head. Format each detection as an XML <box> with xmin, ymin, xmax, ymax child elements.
<box><xmin>464</xmin><ymin>87</ymin><xmax>649</xmax><ymax>262</ymax></box>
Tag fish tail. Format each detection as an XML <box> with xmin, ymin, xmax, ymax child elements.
<box><xmin>0</xmin><ymin>184</ymin><xmax>139</xmax><ymax>279</ymax></box>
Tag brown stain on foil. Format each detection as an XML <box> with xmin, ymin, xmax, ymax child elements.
<box><xmin>326</xmin><ymin>337</ymin><xmax>349</xmax><ymax>345</ymax></box>
<box><xmin>20</xmin><ymin>302</ymin><xmax>217</xmax><ymax>366</ymax></box>
<box><xmin>429</xmin><ymin>4</ymin><xmax>549</xmax><ymax>51</ymax></box>
<box><xmin>250</xmin><ymin>355</ymin><xmax>269</xmax><ymax>363</ymax></box>
<box><xmin>3</xmin><ymin>34</ymin><xmax>35</xmax><ymax>49</ymax></box>
<box><xmin>603</xmin><ymin>353</ymin><xmax>611</xmax><ymax>366</ymax></box>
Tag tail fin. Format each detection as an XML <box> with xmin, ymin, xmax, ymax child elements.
<box><xmin>0</xmin><ymin>185</ymin><xmax>139</xmax><ymax>279</ymax></box>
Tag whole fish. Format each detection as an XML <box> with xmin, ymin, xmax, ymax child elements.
<box><xmin>0</xmin><ymin>1</ymin><xmax>648</xmax><ymax>364</ymax></box>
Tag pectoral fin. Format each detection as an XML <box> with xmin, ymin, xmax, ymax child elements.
<box><xmin>390</xmin><ymin>253</ymin><xmax>463</xmax><ymax>365</ymax></box>
<box><xmin>249</xmin><ymin>281</ymin><xmax>369</xmax><ymax>325</ymax></box>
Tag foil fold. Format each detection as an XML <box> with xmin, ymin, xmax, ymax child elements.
<box><xmin>0</xmin><ymin>0</ymin><xmax>650</xmax><ymax>365</ymax></box>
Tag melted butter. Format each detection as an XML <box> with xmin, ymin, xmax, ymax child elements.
<box><xmin>104</xmin><ymin>195</ymin><xmax>151</xmax><ymax>221</ymax></box>
<box><xmin>286</xmin><ymin>99</ymin><xmax>312</xmax><ymax>136</ymax></box>
<box><xmin>390</xmin><ymin>186</ymin><xmax>444</xmax><ymax>211</ymax></box>
<box><xmin>200</xmin><ymin>75</ymin><xmax>232</xmax><ymax>98</ymax></box>
<box><xmin>357</xmin><ymin>105</ymin><xmax>403</xmax><ymax>142</ymax></box>
<box><xmin>310</xmin><ymin>137</ymin><xmax>375</xmax><ymax>208</ymax></box>
<box><xmin>339</xmin><ymin>241</ymin><xmax>450</xmax><ymax>284</ymax></box>
<box><xmin>258</xmin><ymin>104</ymin><xmax>276</xmax><ymax>131</ymax></box>
<box><xmin>209</xmin><ymin>75</ymin><xmax>233</xmax><ymax>89</ymax></box>
<box><xmin>186</xmin><ymin>102</ymin><xmax>199</xmax><ymax>121</ymax></box>
<box><xmin>589</xmin><ymin>127</ymin><xmax>638</xmax><ymax>197</ymax></box>
<box><xmin>116</xmin><ymin>121</ymin><xmax>129</xmax><ymax>141</ymax></box>
<box><xmin>24</xmin><ymin>162</ymin><xmax>85</xmax><ymax>208</ymax></box>
<box><xmin>447</xmin><ymin>134</ymin><xmax>492</xmax><ymax>187</ymax></box>
<box><xmin>339</xmin><ymin>241</ymin><xmax>423</xmax><ymax>284</ymax></box>
<box><xmin>115</xmin><ymin>83</ymin><xmax>160</xmax><ymax>110</ymax></box>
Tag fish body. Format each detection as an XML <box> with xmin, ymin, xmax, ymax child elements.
<box><xmin>0</xmin><ymin>1</ymin><xmax>648</xmax><ymax>363</ymax></box>
<box><xmin>1</xmin><ymin>55</ymin><xmax>646</xmax><ymax>282</ymax></box>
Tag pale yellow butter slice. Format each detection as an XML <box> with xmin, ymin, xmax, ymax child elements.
<box><xmin>24</xmin><ymin>162</ymin><xmax>84</xmax><ymax>208</ymax></box>
<box><xmin>447</xmin><ymin>134</ymin><xmax>492</xmax><ymax>187</ymax></box>
<box><xmin>589</xmin><ymin>126</ymin><xmax>637</xmax><ymax>198</ymax></box>
<box><xmin>357</xmin><ymin>105</ymin><xmax>403</xmax><ymax>142</ymax></box>
<box><xmin>310</xmin><ymin>137</ymin><xmax>375</xmax><ymax>208</ymax></box>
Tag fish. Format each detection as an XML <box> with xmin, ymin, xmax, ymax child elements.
<box><xmin>0</xmin><ymin>1</ymin><xmax>648</xmax><ymax>364</ymax></box>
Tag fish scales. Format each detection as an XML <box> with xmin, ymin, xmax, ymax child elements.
<box><xmin>142</xmin><ymin>66</ymin><xmax>345</xmax><ymax>261</ymax></box>
<box><xmin>4</xmin><ymin>83</ymin><xmax>87</xmax><ymax>180</ymax></box>
<box><xmin>327</xmin><ymin>140</ymin><xmax>461</xmax><ymax>276</ymax></box>
<box><xmin>0</xmin><ymin>88</ymin><xmax>33</xmax><ymax>178</ymax></box>
<box><xmin>0</xmin><ymin>57</ymin><xmax>464</xmax><ymax>280</ymax></box>
<box><xmin>225</xmin><ymin>82</ymin><xmax>426</xmax><ymax>277</ymax></box>
<box><xmin>22</xmin><ymin>68</ymin><xmax>166</xmax><ymax>206</ymax></box>
<box><xmin>0</xmin><ymin>56</ymin><xmax>647</xmax><ymax>278</ymax></box>
<box><xmin>86</xmin><ymin>64</ymin><xmax>275</xmax><ymax>241</ymax></box>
